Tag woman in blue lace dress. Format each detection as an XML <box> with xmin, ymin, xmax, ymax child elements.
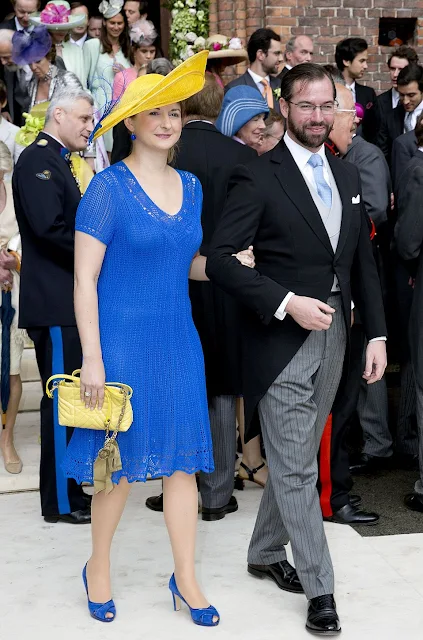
<box><xmin>63</xmin><ymin>53</ymin><xmax>254</xmax><ymax>626</ymax></box>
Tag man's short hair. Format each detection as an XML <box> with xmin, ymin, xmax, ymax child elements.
<box><xmin>322</xmin><ymin>64</ymin><xmax>345</xmax><ymax>85</ymax></box>
<box><xmin>388</xmin><ymin>45</ymin><xmax>419</xmax><ymax>68</ymax></box>
<box><xmin>45</xmin><ymin>72</ymin><xmax>93</xmax><ymax>123</ymax></box>
<box><xmin>0</xmin><ymin>29</ymin><xmax>14</xmax><ymax>48</ymax></box>
<box><xmin>247</xmin><ymin>28</ymin><xmax>281</xmax><ymax>64</ymax></box>
<box><xmin>284</xmin><ymin>36</ymin><xmax>297</xmax><ymax>62</ymax></box>
<box><xmin>397</xmin><ymin>64</ymin><xmax>423</xmax><ymax>92</ymax></box>
<box><xmin>183</xmin><ymin>74</ymin><xmax>223</xmax><ymax>121</ymax></box>
<box><xmin>335</xmin><ymin>37</ymin><xmax>368</xmax><ymax>72</ymax></box>
<box><xmin>281</xmin><ymin>62</ymin><xmax>336</xmax><ymax>103</ymax></box>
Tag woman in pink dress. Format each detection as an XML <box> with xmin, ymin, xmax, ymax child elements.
<box><xmin>112</xmin><ymin>18</ymin><xmax>159</xmax><ymax>101</ymax></box>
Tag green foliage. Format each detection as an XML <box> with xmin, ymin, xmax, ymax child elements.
<box><xmin>165</xmin><ymin>0</ymin><xmax>210</xmax><ymax>65</ymax></box>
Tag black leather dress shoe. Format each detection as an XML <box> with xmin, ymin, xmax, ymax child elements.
<box><xmin>324</xmin><ymin>503</ymin><xmax>379</xmax><ymax>525</ymax></box>
<box><xmin>44</xmin><ymin>507</ymin><xmax>91</xmax><ymax>524</ymax></box>
<box><xmin>404</xmin><ymin>493</ymin><xmax>423</xmax><ymax>513</ymax></box>
<box><xmin>202</xmin><ymin>496</ymin><xmax>238</xmax><ymax>521</ymax></box>
<box><xmin>248</xmin><ymin>560</ymin><xmax>304</xmax><ymax>593</ymax></box>
<box><xmin>306</xmin><ymin>594</ymin><xmax>341</xmax><ymax>635</ymax></box>
<box><xmin>349</xmin><ymin>453</ymin><xmax>392</xmax><ymax>475</ymax></box>
<box><xmin>349</xmin><ymin>494</ymin><xmax>361</xmax><ymax>507</ymax></box>
<box><xmin>145</xmin><ymin>493</ymin><xmax>164</xmax><ymax>512</ymax></box>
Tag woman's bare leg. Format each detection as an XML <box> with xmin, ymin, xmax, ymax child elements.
<box><xmin>86</xmin><ymin>477</ymin><xmax>131</xmax><ymax>618</ymax></box>
<box><xmin>0</xmin><ymin>375</ymin><xmax>22</xmax><ymax>468</ymax></box>
<box><xmin>237</xmin><ymin>398</ymin><xmax>268</xmax><ymax>485</ymax></box>
<box><xmin>163</xmin><ymin>471</ymin><xmax>218</xmax><ymax>621</ymax></box>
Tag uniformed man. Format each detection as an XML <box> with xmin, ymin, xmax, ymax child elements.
<box><xmin>13</xmin><ymin>74</ymin><xmax>94</xmax><ymax>523</ymax></box>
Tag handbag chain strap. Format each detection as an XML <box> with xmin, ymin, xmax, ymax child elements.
<box><xmin>98</xmin><ymin>388</ymin><xmax>127</xmax><ymax>460</ymax></box>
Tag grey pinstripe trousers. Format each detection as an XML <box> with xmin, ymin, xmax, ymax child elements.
<box><xmin>248</xmin><ymin>295</ymin><xmax>346</xmax><ymax>599</ymax></box>
<box><xmin>199</xmin><ymin>395</ymin><xmax>237</xmax><ymax>509</ymax></box>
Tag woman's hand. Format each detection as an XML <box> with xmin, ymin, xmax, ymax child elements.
<box><xmin>0</xmin><ymin>249</ymin><xmax>17</xmax><ymax>271</ymax></box>
<box><xmin>233</xmin><ymin>245</ymin><xmax>255</xmax><ymax>268</ymax></box>
<box><xmin>80</xmin><ymin>357</ymin><xmax>106</xmax><ymax>410</ymax></box>
<box><xmin>0</xmin><ymin>266</ymin><xmax>12</xmax><ymax>291</ymax></box>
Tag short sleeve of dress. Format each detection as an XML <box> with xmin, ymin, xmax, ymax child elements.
<box><xmin>187</xmin><ymin>172</ymin><xmax>203</xmax><ymax>218</ymax></box>
<box><xmin>75</xmin><ymin>170</ymin><xmax>116</xmax><ymax>245</ymax></box>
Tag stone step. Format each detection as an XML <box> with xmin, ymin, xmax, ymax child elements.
<box><xmin>20</xmin><ymin>348</ymin><xmax>40</xmax><ymax>383</ymax></box>
<box><xmin>19</xmin><ymin>380</ymin><xmax>42</xmax><ymax>413</ymax></box>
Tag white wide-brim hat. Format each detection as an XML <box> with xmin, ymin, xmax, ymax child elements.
<box><xmin>29</xmin><ymin>1</ymin><xmax>87</xmax><ymax>31</ymax></box>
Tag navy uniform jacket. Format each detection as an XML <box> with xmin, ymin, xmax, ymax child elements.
<box><xmin>13</xmin><ymin>132</ymin><xmax>81</xmax><ymax>328</ymax></box>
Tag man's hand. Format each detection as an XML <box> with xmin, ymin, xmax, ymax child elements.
<box><xmin>285</xmin><ymin>295</ymin><xmax>335</xmax><ymax>331</ymax></box>
<box><xmin>362</xmin><ymin>340</ymin><xmax>387</xmax><ymax>384</ymax></box>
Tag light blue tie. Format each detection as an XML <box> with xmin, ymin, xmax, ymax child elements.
<box><xmin>308</xmin><ymin>153</ymin><xmax>332</xmax><ymax>208</ymax></box>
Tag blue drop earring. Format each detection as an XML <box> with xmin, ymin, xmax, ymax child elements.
<box><xmin>130</xmin><ymin>133</ymin><xmax>136</xmax><ymax>140</ymax></box>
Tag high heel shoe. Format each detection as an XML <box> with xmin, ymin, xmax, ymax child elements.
<box><xmin>82</xmin><ymin>563</ymin><xmax>116</xmax><ymax>622</ymax></box>
<box><xmin>169</xmin><ymin>574</ymin><xmax>220</xmax><ymax>627</ymax></box>
<box><xmin>236</xmin><ymin>461</ymin><xmax>267</xmax><ymax>488</ymax></box>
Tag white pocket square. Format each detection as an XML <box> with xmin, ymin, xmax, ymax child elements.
<box><xmin>351</xmin><ymin>195</ymin><xmax>360</xmax><ymax>204</ymax></box>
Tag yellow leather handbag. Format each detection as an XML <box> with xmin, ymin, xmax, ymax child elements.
<box><xmin>46</xmin><ymin>369</ymin><xmax>134</xmax><ymax>494</ymax></box>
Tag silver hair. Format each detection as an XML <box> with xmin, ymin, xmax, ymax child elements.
<box><xmin>0</xmin><ymin>141</ymin><xmax>13</xmax><ymax>174</ymax></box>
<box><xmin>146</xmin><ymin>58</ymin><xmax>174</xmax><ymax>76</ymax></box>
<box><xmin>322</xmin><ymin>64</ymin><xmax>346</xmax><ymax>86</ymax></box>
<box><xmin>284</xmin><ymin>36</ymin><xmax>297</xmax><ymax>62</ymax></box>
<box><xmin>45</xmin><ymin>72</ymin><xmax>94</xmax><ymax>123</ymax></box>
<box><xmin>0</xmin><ymin>29</ymin><xmax>14</xmax><ymax>47</ymax></box>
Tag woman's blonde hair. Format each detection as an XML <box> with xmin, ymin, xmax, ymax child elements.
<box><xmin>0</xmin><ymin>141</ymin><xmax>13</xmax><ymax>174</ymax></box>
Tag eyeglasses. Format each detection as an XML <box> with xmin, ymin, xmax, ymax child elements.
<box><xmin>336</xmin><ymin>108</ymin><xmax>357</xmax><ymax>115</ymax></box>
<box><xmin>288</xmin><ymin>100</ymin><xmax>338</xmax><ymax>114</ymax></box>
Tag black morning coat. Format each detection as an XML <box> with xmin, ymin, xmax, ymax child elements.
<box><xmin>174</xmin><ymin>121</ymin><xmax>257</xmax><ymax>396</ymax></box>
<box><xmin>13</xmin><ymin>132</ymin><xmax>81</xmax><ymax>328</ymax></box>
<box><xmin>206</xmin><ymin>140</ymin><xmax>387</xmax><ymax>441</ymax></box>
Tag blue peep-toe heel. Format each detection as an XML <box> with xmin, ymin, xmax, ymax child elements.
<box><xmin>82</xmin><ymin>563</ymin><xmax>116</xmax><ymax>622</ymax></box>
<box><xmin>169</xmin><ymin>573</ymin><xmax>220</xmax><ymax>627</ymax></box>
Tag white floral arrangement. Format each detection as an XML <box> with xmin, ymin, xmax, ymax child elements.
<box><xmin>166</xmin><ymin>0</ymin><xmax>210</xmax><ymax>65</ymax></box>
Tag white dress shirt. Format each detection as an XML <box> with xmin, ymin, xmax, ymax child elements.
<box><xmin>273</xmin><ymin>133</ymin><xmax>386</xmax><ymax>342</ymax></box>
<box><xmin>404</xmin><ymin>99</ymin><xmax>423</xmax><ymax>133</ymax></box>
<box><xmin>70</xmin><ymin>33</ymin><xmax>87</xmax><ymax>47</ymax></box>
<box><xmin>392</xmin><ymin>87</ymin><xmax>400</xmax><ymax>109</ymax></box>
<box><xmin>248</xmin><ymin>68</ymin><xmax>271</xmax><ymax>95</ymax></box>
<box><xmin>346</xmin><ymin>81</ymin><xmax>356</xmax><ymax>103</ymax></box>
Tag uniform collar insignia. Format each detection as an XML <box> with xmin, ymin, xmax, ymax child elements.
<box><xmin>60</xmin><ymin>147</ymin><xmax>71</xmax><ymax>162</ymax></box>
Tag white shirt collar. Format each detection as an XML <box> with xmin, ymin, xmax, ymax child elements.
<box><xmin>346</xmin><ymin>80</ymin><xmax>356</xmax><ymax>91</ymax></box>
<box><xmin>248</xmin><ymin>68</ymin><xmax>270</xmax><ymax>86</ymax></box>
<box><xmin>284</xmin><ymin>64</ymin><xmax>293</xmax><ymax>70</ymax></box>
<box><xmin>392</xmin><ymin>87</ymin><xmax>400</xmax><ymax>108</ymax></box>
<box><xmin>284</xmin><ymin>131</ymin><xmax>327</xmax><ymax>172</ymax></box>
<box><xmin>70</xmin><ymin>33</ymin><xmax>87</xmax><ymax>47</ymax></box>
<box><xmin>232</xmin><ymin>135</ymin><xmax>246</xmax><ymax>145</ymax></box>
<box><xmin>14</xmin><ymin>17</ymin><xmax>33</xmax><ymax>32</ymax></box>
<box><xmin>43</xmin><ymin>131</ymin><xmax>66</xmax><ymax>148</ymax></box>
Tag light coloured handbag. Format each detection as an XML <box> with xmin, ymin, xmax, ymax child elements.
<box><xmin>46</xmin><ymin>369</ymin><xmax>133</xmax><ymax>493</ymax></box>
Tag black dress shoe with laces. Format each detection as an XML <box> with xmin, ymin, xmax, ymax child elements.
<box><xmin>248</xmin><ymin>560</ymin><xmax>304</xmax><ymax>593</ymax></box>
<box><xmin>324</xmin><ymin>503</ymin><xmax>379</xmax><ymax>525</ymax></box>
<box><xmin>44</xmin><ymin>507</ymin><xmax>91</xmax><ymax>524</ymax></box>
<box><xmin>349</xmin><ymin>453</ymin><xmax>392</xmax><ymax>475</ymax></box>
<box><xmin>306</xmin><ymin>594</ymin><xmax>341</xmax><ymax>635</ymax></box>
<box><xmin>202</xmin><ymin>496</ymin><xmax>238</xmax><ymax>521</ymax></box>
<box><xmin>145</xmin><ymin>493</ymin><xmax>164</xmax><ymax>512</ymax></box>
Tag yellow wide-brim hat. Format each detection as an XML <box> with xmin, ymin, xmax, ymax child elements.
<box><xmin>93</xmin><ymin>50</ymin><xmax>209</xmax><ymax>141</ymax></box>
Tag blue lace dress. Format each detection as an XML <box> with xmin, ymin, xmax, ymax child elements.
<box><xmin>63</xmin><ymin>162</ymin><xmax>214</xmax><ymax>484</ymax></box>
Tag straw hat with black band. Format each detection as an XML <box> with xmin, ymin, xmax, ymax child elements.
<box><xmin>90</xmin><ymin>49</ymin><xmax>209</xmax><ymax>142</ymax></box>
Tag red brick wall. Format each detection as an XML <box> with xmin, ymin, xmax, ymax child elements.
<box><xmin>209</xmin><ymin>0</ymin><xmax>423</xmax><ymax>92</ymax></box>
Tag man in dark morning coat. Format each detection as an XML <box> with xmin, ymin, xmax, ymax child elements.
<box><xmin>335</xmin><ymin>37</ymin><xmax>377</xmax><ymax>143</ymax></box>
<box><xmin>144</xmin><ymin>76</ymin><xmax>258</xmax><ymax>517</ymax></box>
<box><xmin>13</xmin><ymin>76</ymin><xmax>93</xmax><ymax>524</ymax></box>
<box><xmin>391</xmin><ymin>129</ymin><xmax>418</xmax><ymax>192</ymax></box>
<box><xmin>376</xmin><ymin>45</ymin><xmax>418</xmax><ymax>129</ymax></box>
<box><xmin>224</xmin><ymin>28</ymin><xmax>283</xmax><ymax>114</ymax></box>
<box><xmin>395</xmin><ymin>117</ymin><xmax>423</xmax><ymax>513</ymax></box>
<box><xmin>207</xmin><ymin>64</ymin><xmax>387</xmax><ymax>635</ymax></box>
<box><xmin>376</xmin><ymin>64</ymin><xmax>423</xmax><ymax>167</ymax></box>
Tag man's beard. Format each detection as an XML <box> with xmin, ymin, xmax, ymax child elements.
<box><xmin>263</xmin><ymin>60</ymin><xmax>279</xmax><ymax>76</ymax></box>
<box><xmin>5</xmin><ymin>63</ymin><xmax>18</xmax><ymax>72</ymax></box>
<box><xmin>288</xmin><ymin>112</ymin><xmax>333</xmax><ymax>149</ymax></box>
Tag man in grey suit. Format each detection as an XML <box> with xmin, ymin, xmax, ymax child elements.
<box><xmin>224</xmin><ymin>28</ymin><xmax>283</xmax><ymax>114</ymax></box>
<box><xmin>207</xmin><ymin>64</ymin><xmax>387</xmax><ymax>635</ymax></box>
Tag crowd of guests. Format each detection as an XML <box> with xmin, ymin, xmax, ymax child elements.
<box><xmin>0</xmin><ymin>2</ymin><xmax>423</xmax><ymax>634</ymax></box>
